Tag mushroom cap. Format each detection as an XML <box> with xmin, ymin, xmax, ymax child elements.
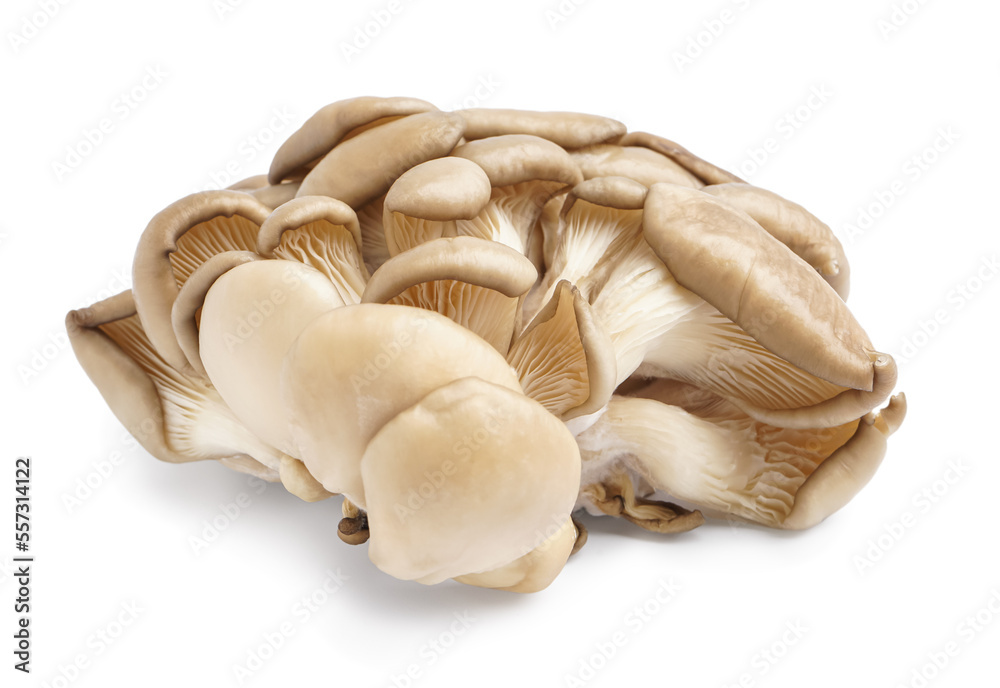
<box><xmin>362</xmin><ymin>376</ymin><xmax>581</xmax><ymax>584</ymax></box>
<box><xmin>198</xmin><ymin>260</ymin><xmax>346</xmax><ymax>454</ymax></box>
<box><xmin>257</xmin><ymin>195</ymin><xmax>362</xmax><ymax>256</ymax></box>
<box><xmin>362</xmin><ymin>236</ymin><xmax>537</xmax><ymax>305</ymax></box>
<box><xmin>618</xmin><ymin>131</ymin><xmax>744</xmax><ymax>186</ymax></box>
<box><xmin>572</xmin><ymin>144</ymin><xmax>702</xmax><ymax>188</ymax></box>
<box><xmin>384</xmin><ymin>157</ymin><xmax>493</xmax><ymax>222</ymax></box>
<box><xmin>567</xmin><ymin>176</ymin><xmax>649</xmax><ymax>211</ymax></box>
<box><xmin>452</xmin><ymin>134</ymin><xmax>583</xmax><ymax>188</ymax></box>
<box><xmin>281</xmin><ymin>304</ymin><xmax>523</xmax><ymax>506</ymax></box>
<box><xmin>454</xmin><ymin>517</ymin><xmax>577</xmax><ymax>593</ymax></box>
<box><xmin>131</xmin><ymin>191</ymin><xmax>272</xmax><ymax>372</ymax></box>
<box><xmin>296</xmin><ymin>111</ymin><xmax>465</xmax><ymax>208</ymax></box>
<box><xmin>269</xmin><ymin>96</ymin><xmax>437</xmax><ymax>184</ymax></box>
<box><xmin>643</xmin><ymin>183</ymin><xmax>874</xmax><ymax>390</ymax></box>
<box><xmin>458</xmin><ymin>108</ymin><xmax>625</xmax><ymax>149</ymax></box>
<box><xmin>702</xmin><ymin>182</ymin><xmax>851</xmax><ymax>298</ymax></box>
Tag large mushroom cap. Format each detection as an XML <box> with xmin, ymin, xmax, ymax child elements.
<box><xmin>362</xmin><ymin>376</ymin><xmax>581</xmax><ymax>584</ymax></box>
<box><xmin>281</xmin><ymin>304</ymin><xmax>522</xmax><ymax>506</ymax></box>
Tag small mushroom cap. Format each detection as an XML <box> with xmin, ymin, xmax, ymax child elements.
<box><xmin>458</xmin><ymin>108</ymin><xmax>626</xmax><ymax>149</ymax></box>
<box><xmin>171</xmin><ymin>250</ymin><xmax>262</xmax><ymax>376</ymax></box>
<box><xmin>384</xmin><ymin>157</ymin><xmax>493</xmax><ymax>222</ymax></box>
<box><xmin>362</xmin><ymin>236</ymin><xmax>537</xmax><ymax>305</ymax></box>
<box><xmin>573</xmin><ymin>144</ymin><xmax>702</xmax><ymax>188</ymax></box>
<box><xmin>454</xmin><ymin>517</ymin><xmax>577</xmax><ymax>593</ymax></box>
<box><xmin>362</xmin><ymin>376</ymin><xmax>581</xmax><ymax>584</ymax></box>
<box><xmin>257</xmin><ymin>195</ymin><xmax>362</xmax><ymax>256</ymax></box>
<box><xmin>269</xmin><ymin>96</ymin><xmax>437</xmax><ymax>184</ymax></box>
<box><xmin>568</xmin><ymin>176</ymin><xmax>649</xmax><ymax>211</ymax></box>
<box><xmin>198</xmin><ymin>260</ymin><xmax>346</xmax><ymax>454</ymax></box>
<box><xmin>296</xmin><ymin>111</ymin><xmax>465</xmax><ymax>208</ymax></box>
<box><xmin>281</xmin><ymin>304</ymin><xmax>523</xmax><ymax>506</ymax></box>
<box><xmin>619</xmin><ymin>131</ymin><xmax>744</xmax><ymax>186</ymax></box>
<box><xmin>452</xmin><ymin>135</ymin><xmax>583</xmax><ymax>188</ymax></box>
<box><xmin>131</xmin><ymin>191</ymin><xmax>272</xmax><ymax>372</ymax></box>
<box><xmin>643</xmin><ymin>183</ymin><xmax>874</xmax><ymax>390</ymax></box>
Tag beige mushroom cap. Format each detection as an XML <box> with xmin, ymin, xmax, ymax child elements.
<box><xmin>454</xmin><ymin>517</ymin><xmax>578</xmax><ymax>593</ymax></box>
<box><xmin>362</xmin><ymin>236</ymin><xmax>537</xmax><ymax>305</ymax></box>
<box><xmin>131</xmin><ymin>191</ymin><xmax>272</xmax><ymax>373</ymax></box>
<box><xmin>452</xmin><ymin>134</ymin><xmax>583</xmax><ymax>188</ymax></box>
<box><xmin>643</xmin><ymin>183</ymin><xmax>875</xmax><ymax>390</ymax></box>
<box><xmin>458</xmin><ymin>108</ymin><xmax>626</xmax><ymax>149</ymax></box>
<box><xmin>281</xmin><ymin>304</ymin><xmax>523</xmax><ymax>506</ymax></box>
<box><xmin>362</xmin><ymin>376</ymin><xmax>581</xmax><ymax>584</ymax></box>
<box><xmin>567</xmin><ymin>175</ymin><xmax>649</xmax><ymax>211</ymax></box>
<box><xmin>573</xmin><ymin>144</ymin><xmax>702</xmax><ymax>188</ymax></box>
<box><xmin>384</xmin><ymin>157</ymin><xmax>493</xmax><ymax>223</ymax></box>
<box><xmin>296</xmin><ymin>111</ymin><xmax>465</xmax><ymax>208</ymax></box>
<box><xmin>269</xmin><ymin>96</ymin><xmax>437</xmax><ymax>184</ymax></box>
<box><xmin>198</xmin><ymin>260</ymin><xmax>346</xmax><ymax>455</ymax></box>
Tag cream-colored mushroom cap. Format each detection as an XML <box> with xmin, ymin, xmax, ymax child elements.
<box><xmin>455</xmin><ymin>517</ymin><xmax>578</xmax><ymax>593</ymax></box>
<box><xmin>458</xmin><ymin>108</ymin><xmax>625</xmax><ymax>149</ymax></box>
<box><xmin>382</xmin><ymin>158</ymin><xmax>492</xmax><ymax>256</ymax></box>
<box><xmin>269</xmin><ymin>96</ymin><xmax>437</xmax><ymax>184</ymax></box>
<box><xmin>198</xmin><ymin>260</ymin><xmax>346</xmax><ymax>455</ymax></box>
<box><xmin>281</xmin><ymin>304</ymin><xmax>522</xmax><ymax>506</ymax></box>
<box><xmin>362</xmin><ymin>376</ymin><xmax>581</xmax><ymax>584</ymax></box>
<box><xmin>643</xmin><ymin>182</ymin><xmax>874</xmax><ymax>390</ymax></box>
<box><xmin>297</xmin><ymin>111</ymin><xmax>465</xmax><ymax>208</ymax></box>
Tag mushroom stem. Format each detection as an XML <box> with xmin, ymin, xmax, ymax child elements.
<box><xmin>582</xmin><ymin>469</ymin><xmax>705</xmax><ymax>534</ymax></box>
<box><xmin>338</xmin><ymin>498</ymin><xmax>370</xmax><ymax>545</ymax></box>
<box><xmin>570</xmin><ymin>516</ymin><xmax>588</xmax><ymax>555</ymax></box>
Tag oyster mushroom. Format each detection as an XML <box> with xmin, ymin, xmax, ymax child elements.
<box><xmin>68</xmin><ymin>96</ymin><xmax>906</xmax><ymax>593</ymax></box>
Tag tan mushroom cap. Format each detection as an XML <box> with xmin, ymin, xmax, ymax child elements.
<box><xmin>452</xmin><ymin>134</ymin><xmax>583</xmax><ymax>189</ymax></box>
<box><xmin>257</xmin><ymin>195</ymin><xmax>362</xmax><ymax>256</ymax></box>
<box><xmin>458</xmin><ymin>108</ymin><xmax>626</xmax><ymax>150</ymax></box>
<box><xmin>132</xmin><ymin>191</ymin><xmax>272</xmax><ymax>373</ymax></box>
<box><xmin>619</xmin><ymin>131</ymin><xmax>744</xmax><ymax>186</ymax></box>
<box><xmin>296</xmin><ymin>111</ymin><xmax>465</xmax><ymax>208</ymax></box>
<box><xmin>171</xmin><ymin>251</ymin><xmax>262</xmax><ymax>376</ymax></box>
<box><xmin>454</xmin><ymin>517</ymin><xmax>577</xmax><ymax>593</ymax></box>
<box><xmin>362</xmin><ymin>236</ymin><xmax>537</xmax><ymax>305</ymax></box>
<box><xmin>198</xmin><ymin>260</ymin><xmax>347</xmax><ymax>455</ymax></box>
<box><xmin>67</xmin><ymin>290</ymin><xmax>283</xmax><ymax>477</ymax></box>
<box><xmin>382</xmin><ymin>158</ymin><xmax>493</xmax><ymax>256</ymax></box>
<box><xmin>281</xmin><ymin>305</ymin><xmax>523</xmax><ymax>507</ymax></box>
<box><xmin>702</xmin><ymin>183</ymin><xmax>851</xmax><ymax>298</ymax></box>
<box><xmin>643</xmin><ymin>183</ymin><xmax>875</xmax><ymax>391</ymax></box>
<box><xmin>385</xmin><ymin>157</ymin><xmax>493</xmax><ymax>222</ymax></box>
<box><xmin>780</xmin><ymin>394</ymin><xmax>906</xmax><ymax>530</ymax></box>
<box><xmin>567</xmin><ymin>175</ymin><xmax>649</xmax><ymax>211</ymax></box>
<box><xmin>67</xmin><ymin>291</ymin><xmax>191</xmax><ymax>464</ymax></box>
<box><xmin>268</xmin><ymin>96</ymin><xmax>437</xmax><ymax>184</ymax></box>
<box><xmin>256</xmin><ymin>195</ymin><xmax>367</xmax><ymax>303</ymax></box>
<box><xmin>362</xmin><ymin>237</ymin><xmax>537</xmax><ymax>354</ymax></box>
<box><xmin>362</xmin><ymin>376</ymin><xmax>581</xmax><ymax>584</ymax></box>
<box><xmin>572</xmin><ymin>144</ymin><xmax>702</xmax><ymax>188</ymax></box>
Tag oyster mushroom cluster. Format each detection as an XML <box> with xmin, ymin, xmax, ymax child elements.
<box><xmin>68</xmin><ymin>96</ymin><xmax>905</xmax><ymax>593</ymax></box>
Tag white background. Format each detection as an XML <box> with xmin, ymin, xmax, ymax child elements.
<box><xmin>2</xmin><ymin>0</ymin><xmax>999</xmax><ymax>686</ymax></box>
